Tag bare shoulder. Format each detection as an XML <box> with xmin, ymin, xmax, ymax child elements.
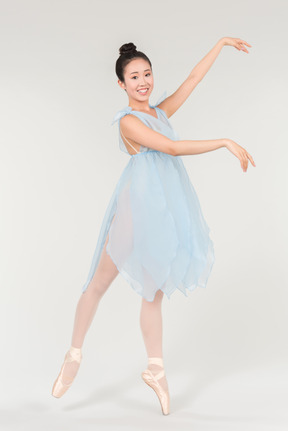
<box><xmin>119</xmin><ymin>115</ymin><xmax>142</xmax><ymax>154</ymax></box>
<box><xmin>119</xmin><ymin>113</ymin><xmax>141</xmax><ymax>127</ymax></box>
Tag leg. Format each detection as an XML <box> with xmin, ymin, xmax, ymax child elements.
<box><xmin>57</xmin><ymin>231</ymin><xmax>119</xmax><ymax>387</ymax></box>
<box><xmin>140</xmin><ymin>290</ymin><xmax>164</xmax><ymax>357</ymax></box>
<box><xmin>71</xmin><ymin>231</ymin><xmax>119</xmax><ymax>348</ymax></box>
<box><xmin>140</xmin><ymin>290</ymin><xmax>169</xmax><ymax>392</ymax></box>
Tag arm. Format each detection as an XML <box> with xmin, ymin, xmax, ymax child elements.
<box><xmin>120</xmin><ymin>115</ymin><xmax>255</xmax><ymax>172</ymax></box>
<box><xmin>120</xmin><ymin>115</ymin><xmax>225</xmax><ymax>156</ymax></box>
<box><xmin>158</xmin><ymin>37</ymin><xmax>251</xmax><ymax>118</ymax></box>
<box><xmin>173</xmin><ymin>138</ymin><xmax>226</xmax><ymax>156</ymax></box>
<box><xmin>174</xmin><ymin>138</ymin><xmax>255</xmax><ymax>172</ymax></box>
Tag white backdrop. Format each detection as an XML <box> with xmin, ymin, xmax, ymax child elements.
<box><xmin>0</xmin><ymin>0</ymin><xmax>287</xmax><ymax>430</ymax></box>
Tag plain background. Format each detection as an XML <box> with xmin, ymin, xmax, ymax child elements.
<box><xmin>0</xmin><ymin>0</ymin><xmax>287</xmax><ymax>430</ymax></box>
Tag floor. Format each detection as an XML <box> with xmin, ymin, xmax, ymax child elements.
<box><xmin>1</xmin><ymin>363</ymin><xmax>287</xmax><ymax>431</ymax></box>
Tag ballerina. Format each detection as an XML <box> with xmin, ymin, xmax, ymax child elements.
<box><xmin>52</xmin><ymin>38</ymin><xmax>255</xmax><ymax>415</ymax></box>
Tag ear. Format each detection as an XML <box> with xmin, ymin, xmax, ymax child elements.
<box><xmin>118</xmin><ymin>79</ymin><xmax>126</xmax><ymax>91</ymax></box>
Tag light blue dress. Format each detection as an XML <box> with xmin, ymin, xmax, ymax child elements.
<box><xmin>82</xmin><ymin>92</ymin><xmax>215</xmax><ymax>302</ymax></box>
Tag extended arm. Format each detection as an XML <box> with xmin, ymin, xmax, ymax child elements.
<box><xmin>120</xmin><ymin>115</ymin><xmax>255</xmax><ymax>172</ymax></box>
<box><xmin>158</xmin><ymin>37</ymin><xmax>251</xmax><ymax>118</ymax></box>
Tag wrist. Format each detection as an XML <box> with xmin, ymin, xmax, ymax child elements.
<box><xmin>222</xmin><ymin>138</ymin><xmax>230</xmax><ymax>148</ymax></box>
<box><xmin>219</xmin><ymin>37</ymin><xmax>227</xmax><ymax>47</ymax></box>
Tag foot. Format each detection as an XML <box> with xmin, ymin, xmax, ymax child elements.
<box><xmin>148</xmin><ymin>362</ymin><xmax>169</xmax><ymax>392</ymax></box>
<box><xmin>52</xmin><ymin>346</ymin><xmax>82</xmax><ymax>398</ymax></box>
<box><xmin>141</xmin><ymin>357</ymin><xmax>170</xmax><ymax>415</ymax></box>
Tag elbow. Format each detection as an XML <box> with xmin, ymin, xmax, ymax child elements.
<box><xmin>168</xmin><ymin>144</ymin><xmax>178</xmax><ymax>157</ymax></box>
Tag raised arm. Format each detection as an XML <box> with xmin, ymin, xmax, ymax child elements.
<box><xmin>120</xmin><ymin>115</ymin><xmax>255</xmax><ymax>172</ymax></box>
<box><xmin>158</xmin><ymin>37</ymin><xmax>252</xmax><ymax>118</ymax></box>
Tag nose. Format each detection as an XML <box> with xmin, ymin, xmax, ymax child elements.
<box><xmin>138</xmin><ymin>75</ymin><xmax>148</xmax><ymax>86</ymax></box>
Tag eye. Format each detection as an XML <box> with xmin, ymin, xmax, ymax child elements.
<box><xmin>131</xmin><ymin>73</ymin><xmax>151</xmax><ymax>79</ymax></box>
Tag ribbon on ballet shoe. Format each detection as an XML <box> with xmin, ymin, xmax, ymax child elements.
<box><xmin>141</xmin><ymin>368</ymin><xmax>170</xmax><ymax>415</ymax></box>
<box><xmin>148</xmin><ymin>357</ymin><xmax>164</xmax><ymax>367</ymax></box>
<box><xmin>68</xmin><ymin>346</ymin><xmax>82</xmax><ymax>363</ymax></box>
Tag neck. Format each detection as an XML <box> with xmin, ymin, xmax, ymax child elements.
<box><xmin>128</xmin><ymin>98</ymin><xmax>152</xmax><ymax>112</ymax></box>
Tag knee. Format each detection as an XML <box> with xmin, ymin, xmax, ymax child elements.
<box><xmin>153</xmin><ymin>289</ymin><xmax>164</xmax><ymax>303</ymax></box>
<box><xmin>142</xmin><ymin>289</ymin><xmax>164</xmax><ymax>307</ymax></box>
<box><xmin>85</xmin><ymin>276</ymin><xmax>111</xmax><ymax>297</ymax></box>
<box><xmin>86</xmin><ymin>263</ymin><xmax>118</xmax><ymax>296</ymax></box>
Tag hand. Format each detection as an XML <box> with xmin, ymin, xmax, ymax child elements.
<box><xmin>221</xmin><ymin>37</ymin><xmax>252</xmax><ymax>53</ymax></box>
<box><xmin>225</xmin><ymin>139</ymin><xmax>256</xmax><ymax>172</ymax></box>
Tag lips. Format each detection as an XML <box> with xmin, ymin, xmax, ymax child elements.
<box><xmin>138</xmin><ymin>88</ymin><xmax>148</xmax><ymax>93</ymax></box>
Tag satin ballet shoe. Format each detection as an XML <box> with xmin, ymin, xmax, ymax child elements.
<box><xmin>52</xmin><ymin>346</ymin><xmax>82</xmax><ymax>398</ymax></box>
<box><xmin>141</xmin><ymin>357</ymin><xmax>170</xmax><ymax>415</ymax></box>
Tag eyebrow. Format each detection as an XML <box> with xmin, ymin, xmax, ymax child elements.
<box><xmin>130</xmin><ymin>69</ymin><xmax>151</xmax><ymax>75</ymax></box>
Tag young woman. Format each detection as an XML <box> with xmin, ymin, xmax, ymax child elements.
<box><xmin>52</xmin><ymin>38</ymin><xmax>255</xmax><ymax>415</ymax></box>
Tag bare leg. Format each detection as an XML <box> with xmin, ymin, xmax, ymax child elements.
<box><xmin>140</xmin><ymin>290</ymin><xmax>169</xmax><ymax>391</ymax></box>
<box><xmin>61</xmin><ymin>232</ymin><xmax>119</xmax><ymax>385</ymax></box>
<box><xmin>72</xmin><ymin>234</ymin><xmax>119</xmax><ymax>347</ymax></box>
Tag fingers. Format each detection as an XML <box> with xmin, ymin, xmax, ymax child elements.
<box><xmin>236</xmin><ymin>38</ymin><xmax>252</xmax><ymax>47</ymax></box>
<box><xmin>241</xmin><ymin>151</ymin><xmax>256</xmax><ymax>172</ymax></box>
<box><xmin>238</xmin><ymin>151</ymin><xmax>248</xmax><ymax>172</ymax></box>
<box><xmin>239</xmin><ymin>43</ymin><xmax>249</xmax><ymax>53</ymax></box>
<box><xmin>247</xmin><ymin>152</ymin><xmax>256</xmax><ymax>167</ymax></box>
<box><xmin>239</xmin><ymin>39</ymin><xmax>252</xmax><ymax>47</ymax></box>
<box><xmin>242</xmin><ymin>153</ymin><xmax>248</xmax><ymax>172</ymax></box>
<box><xmin>237</xmin><ymin>39</ymin><xmax>252</xmax><ymax>53</ymax></box>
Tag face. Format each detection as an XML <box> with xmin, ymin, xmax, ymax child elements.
<box><xmin>118</xmin><ymin>58</ymin><xmax>154</xmax><ymax>103</ymax></box>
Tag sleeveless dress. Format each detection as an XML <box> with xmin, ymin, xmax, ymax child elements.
<box><xmin>82</xmin><ymin>92</ymin><xmax>215</xmax><ymax>302</ymax></box>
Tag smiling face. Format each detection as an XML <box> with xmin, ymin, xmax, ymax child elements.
<box><xmin>118</xmin><ymin>58</ymin><xmax>154</xmax><ymax>105</ymax></box>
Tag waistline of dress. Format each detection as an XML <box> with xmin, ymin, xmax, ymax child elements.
<box><xmin>131</xmin><ymin>150</ymin><xmax>160</xmax><ymax>157</ymax></box>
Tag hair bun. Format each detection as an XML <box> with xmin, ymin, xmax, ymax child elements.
<box><xmin>119</xmin><ymin>43</ymin><xmax>137</xmax><ymax>56</ymax></box>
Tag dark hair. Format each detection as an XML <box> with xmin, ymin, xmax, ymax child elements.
<box><xmin>115</xmin><ymin>42</ymin><xmax>152</xmax><ymax>83</ymax></box>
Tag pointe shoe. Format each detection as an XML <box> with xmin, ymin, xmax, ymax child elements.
<box><xmin>141</xmin><ymin>357</ymin><xmax>170</xmax><ymax>415</ymax></box>
<box><xmin>52</xmin><ymin>346</ymin><xmax>82</xmax><ymax>398</ymax></box>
